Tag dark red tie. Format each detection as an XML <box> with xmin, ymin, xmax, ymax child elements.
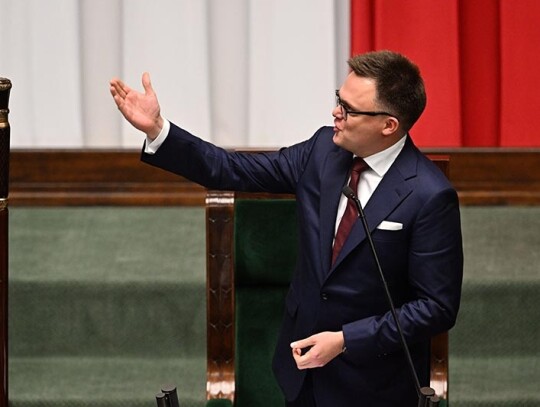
<box><xmin>332</xmin><ymin>157</ymin><xmax>368</xmax><ymax>265</ymax></box>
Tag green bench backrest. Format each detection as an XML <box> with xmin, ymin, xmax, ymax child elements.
<box><xmin>234</xmin><ymin>199</ymin><xmax>297</xmax><ymax>407</ymax></box>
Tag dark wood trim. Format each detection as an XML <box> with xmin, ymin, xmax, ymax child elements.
<box><xmin>9</xmin><ymin>150</ymin><xmax>205</xmax><ymax>206</ymax></box>
<box><xmin>9</xmin><ymin>149</ymin><xmax>540</xmax><ymax>206</ymax></box>
<box><xmin>0</xmin><ymin>77</ymin><xmax>12</xmax><ymax>407</ymax></box>
<box><xmin>424</xmin><ymin>148</ymin><xmax>540</xmax><ymax>205</ymax></box>
<box><xmin>205</xmin><ymin>191</ymin><xmax>235</xmax><ymax>401</ymax></box>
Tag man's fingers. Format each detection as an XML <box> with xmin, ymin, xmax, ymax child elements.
<box><xmin>291</xmin><ymin>348</ymin><xmax>308</xmax><ymax>369</ymax></box>
<box><xmin>291</xmin><ymin>336</ymin><xmax>316</xmax><ymax>370</ymax></box>
<box><xmin>292</xmin><ymin>347</ymin><xmax>323</xmax><ymax>370</ymax></box>
<box><xmin>290</xmin><ymin>332</ymin><xmax>344</xmax><ymax>370</ymax></box>
<box><xmin>110</xmin><ymin>78</ymin><xmax>130</xmax><ymax>100</ymax></box>
<box><xmin>142</xmin><ymin>72</ymin><xmax>153</xmax><ymax>95</ymax></box>
<box><xmin>290</xmin><ymin>336</ymin><xmax>315</xmax><ymax>350</ymax></box>
<box><xmin>109</xmin><ymin>88</ymin><xmax>123</xmax><ymax>109</ymax></box>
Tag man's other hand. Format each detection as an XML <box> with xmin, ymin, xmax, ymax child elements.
<box><xmin>290</xmin><ymin>331</ymin><xmax>345</xmax><ymax>369</ymax></box>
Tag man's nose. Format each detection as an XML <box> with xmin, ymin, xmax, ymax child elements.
<box><xmin>332</xmin><ymin>105</ymin><xmax>343</xmax><ymax>119</ymax></box>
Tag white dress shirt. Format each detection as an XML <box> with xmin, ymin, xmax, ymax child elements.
<box><xmin>144</xmin><ymin>119</ymin><xmax>171</xmax><ymax>154</ymax></box>
<box><xmin>333</xmin><ymin>136</ymin><xmax>406</xmax><ymax>237</ymax></box>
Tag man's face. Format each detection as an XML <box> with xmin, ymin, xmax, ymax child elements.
<box><xmin>332</xmin><ymin>73</ymin><xmax>392</xmax><ymax>157</ymax></box>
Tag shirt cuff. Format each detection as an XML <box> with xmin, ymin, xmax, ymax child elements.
<box><xmin>144</xmin><ymin>119</ymin><xmax>170</xmax><ymax>154</ymax></box>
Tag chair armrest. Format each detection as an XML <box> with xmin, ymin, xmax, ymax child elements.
<box><xmin>430</xmin><ymin>331</ymin><xmax>448</xmax><ymax>401</ymax></box>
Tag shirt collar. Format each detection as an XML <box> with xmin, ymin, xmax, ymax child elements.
<box><xmin>362</xmin><ymin>135</ymin><xmax>407</xmax><ymax>177</ymax></box>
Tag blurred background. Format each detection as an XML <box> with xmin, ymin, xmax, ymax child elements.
<box><xmin>2</xmin><ymin>0</ymin><xmax>539</xmax><ymax>149</ymax></box>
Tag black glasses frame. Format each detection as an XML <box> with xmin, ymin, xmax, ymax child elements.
<box><xmin>335</xmin><ymin>90</ymin><xmax>396</xmax><ymax>121</ymax></box>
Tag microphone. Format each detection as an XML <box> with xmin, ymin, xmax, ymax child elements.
<box><xmin>341</xmin><ymin>186</ymin><xmax>439</xmax><ymax>407</ymax></box>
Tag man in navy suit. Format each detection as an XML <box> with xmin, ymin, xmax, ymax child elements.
<box><xmin>111</xmin><ymin>50</ymin><xmax>463</xmax><ymax>407</ymax></box>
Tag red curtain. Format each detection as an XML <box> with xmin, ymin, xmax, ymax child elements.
<box><xmin>350</xmin><ymin>0</ymin><xmax>540</xmax><ymax>147</ymax></box>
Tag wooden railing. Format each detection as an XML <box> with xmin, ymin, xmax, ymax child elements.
<box><xmin>0</xmin><ymin>77</ymin><xmax>12</xmax><ymax>407</ymax></box>
<box><xmin>8</xmin><ymin>148</ymin><xmax>540</xmax><ymax>207</ymax></box>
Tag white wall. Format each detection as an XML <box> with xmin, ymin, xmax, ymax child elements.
<box><xmin>0</xmin><ymin>0</ymin><xmax>350</xmax><ymax>148</ymax></box>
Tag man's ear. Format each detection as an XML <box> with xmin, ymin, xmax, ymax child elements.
<box><xmin>381</xmin><ymin>116</ymin><xmax>400</xmax><ymax>137</ymax></box>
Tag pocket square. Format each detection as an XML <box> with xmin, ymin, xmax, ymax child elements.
<box><xmin>377</xmin><ymin>220</ymin><xmax>403</xmax><ymax>231</ymax></box>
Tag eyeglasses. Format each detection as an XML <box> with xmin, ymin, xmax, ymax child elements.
<box><xmin>335</xmin><ymin>90</ymin><xmax>395</xmax><ymax>121</ymax></box>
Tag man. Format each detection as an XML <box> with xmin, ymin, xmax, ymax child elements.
<box><xmin>110</xmin><ymin>50</ymin><xmax>463</xmax><ymax>407</ymax></box>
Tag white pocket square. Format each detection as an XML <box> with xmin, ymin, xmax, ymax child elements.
<box><xmin>377</xmin><ymin>221</ymin><xmax>403</xmax><ymax>231</ymax></box>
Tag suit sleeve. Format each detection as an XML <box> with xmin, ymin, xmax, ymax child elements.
<box><xmin>141</xmin><ymin>122</ymin><xmax>319</xmax><ymax>194</ymax></box>
<box><xmin>341</xmin><ymin>186</ymin><xmax>463</xmax><ymax>362</ymax></box>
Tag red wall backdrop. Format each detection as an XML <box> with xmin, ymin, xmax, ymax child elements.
<box><xmin>350</xmin><ymin>0</ymin><xmax>540</xmax><ymax>147</ymax></box>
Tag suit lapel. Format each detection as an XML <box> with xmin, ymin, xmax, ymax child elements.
<box><xmin>318</xmin><ymin>148</ymin><xmax>353</xmax><ymax>281</ymax></box>
<box><xmin>326</xmin><ymin>137</ymin><xmax>419</xmax><ymax>278</ymax></box>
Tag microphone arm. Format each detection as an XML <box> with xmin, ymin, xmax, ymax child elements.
<box><xmin>341</xmin><ymin>186</ymin><xmax>439</xmax><ymax>407</ymax></box>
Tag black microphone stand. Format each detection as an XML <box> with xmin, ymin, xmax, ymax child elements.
<box><xmin>155</xmin><ymin>384</ymin><xmax>180</xmax><ymax>407</ymax></box>
<box><xmin>342</xmin><ymin>186</ymin><xmax>440</xmax><ymax>407</ymax></box>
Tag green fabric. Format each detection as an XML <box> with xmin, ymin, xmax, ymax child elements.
<box><xmin>235</xmin><ymin>288</ymin><xmax>286</xmax><ymax>407</ymax></box>
<box><xmin>234</xmin><ymin>199</ymin><xmax>297</xmax><ymax>286</ymax></box>
<box><xmin>450</xmin><ymin>356</ymin><xmax>540</xmax><ymax>406</ymax></box>
<box><xmin>205</xmin><ymin>399</ymin><xmax>233</xmax><ymax>407</ymax></box>
<box><xmin>448</xmin><ymin>207</ymin><xmax>540</xmax><ymax>407</ymax></box>
<box><xmin>9</xmin><ymin>207</ymin><xmax>205</xmax><ymax>284</ymax></box>
<box><xmin>9</xmin><ymin>207</ymin><xmax>207</xmax><ymax>407</ymax></box>
<box><xmin>7</xmin><ymin>206</ymin><xmax>540</xmax><ymax>407</ymax></box>
<box><xmin>459</xmin><ymin>207</ymin><xmax>540</xmax><ymax>283</ymax></box>
<box><xmin>451</xmin><ymin>282</ymin><xmax>539</xmax><ymax>357</ymax></box>
<box><xmin>9</xmin><ymin>357</ymin><xmax>205</xmax><ymax>407</ymax></box>
<box><xmin>10</xmin><ymin>280</ymin><xmax>205</xmax><ymax>357</ymax></box>
<box><xmin>233</xmin><ymin>199</ymin><xmax>297</xmax><ymax>407</ymax></box>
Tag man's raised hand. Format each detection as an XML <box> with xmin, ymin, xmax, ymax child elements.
<box><xmin>110</xmin><ymin>72</ymin><xmax>164</xmax><ymax>140</ymax></box>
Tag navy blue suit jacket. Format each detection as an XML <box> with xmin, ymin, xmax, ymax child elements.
<box><xmin>142</xmin><ymin>123</ymin><xmax>463</xmax><ymax>407</ymax></box>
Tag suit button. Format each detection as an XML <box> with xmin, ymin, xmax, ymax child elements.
<box><xmin>321</xmin><ymin>293</ymin><xmax>328</xmax><ymax>300</ymax></box>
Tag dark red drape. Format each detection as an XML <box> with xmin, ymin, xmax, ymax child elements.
<box><xmin>350</xmin><ymin>0</ymin><xmax>540</xmax><ymax>147</ymax></box>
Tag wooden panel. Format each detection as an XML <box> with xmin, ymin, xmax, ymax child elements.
<box><xmin>205</xmin><ymin>191</ymin><xmax>236</xmax><ymax>401</ymax></box>
<box><xmin>9</xmin><ymin>150</ymin><xmax>205</xmax><ymax>206</ymax></box>
<box><xmin>9</xmin><ymin>149</ymin><xmax>540</xmax><ymax>206</ymax></box>
<box><xmin>424</xmin><ymin>148</ymin><xmax>540</xmax><ymax>205</ymax></box>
